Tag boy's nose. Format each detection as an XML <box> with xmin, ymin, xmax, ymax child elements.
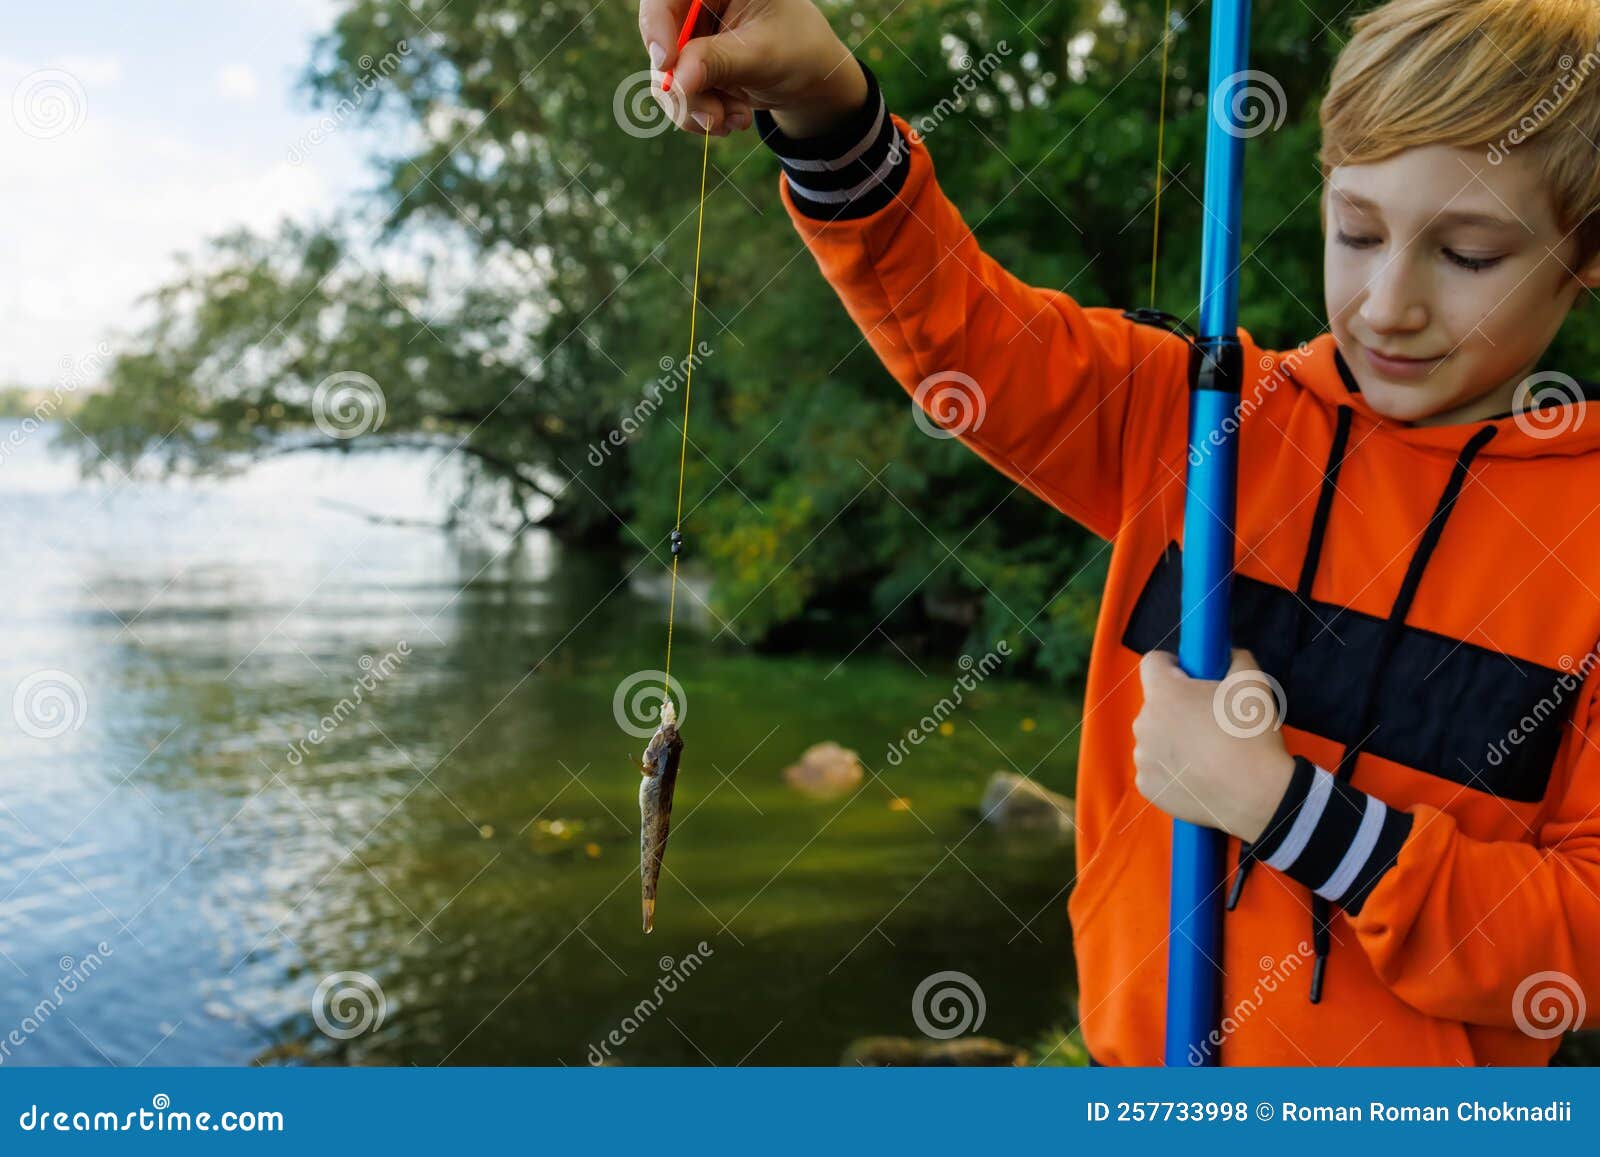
<box><xmin>1359</xmin><ymin>255</ymin><xmax>1429</xmax><ymax>335</ymax></box>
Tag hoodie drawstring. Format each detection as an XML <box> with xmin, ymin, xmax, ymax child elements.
<box><xmin>1224</xmin><ymin>404</ymin><xmax>1500</xmax><ymax>1003</ymax></box>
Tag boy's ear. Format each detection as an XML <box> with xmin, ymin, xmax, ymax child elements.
<box><xmin>1577</xmin><ymin>230</ymin><xmax>1600</xmax><ymax>291</ymax></box>
<box><xmin>1581</xmin><ymin>252</ymin><xmax>1600</xmax><ymax>292</ymax></box>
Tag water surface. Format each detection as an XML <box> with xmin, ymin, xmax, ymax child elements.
<box><xmin>0</xmin><ymin>423</ymin><xmax>1080</xmax><ymax>1065</ymax></box>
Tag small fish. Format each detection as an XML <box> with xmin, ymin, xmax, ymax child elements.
<box><xmin>638</xmin><ymin>698</ymin><xmax>683</xmax><ymax>933</ymax></box>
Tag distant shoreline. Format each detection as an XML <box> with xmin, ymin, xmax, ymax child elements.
<box><xmin>0</xmin><ymin>387</ymin><xmax>86</xmax><ymax>420</ymax></box>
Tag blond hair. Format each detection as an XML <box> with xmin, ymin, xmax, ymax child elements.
<box><xmin>1319</xmin><ymin>0</ymin><xmax>1600</xmax><ymax>269</ymax></box>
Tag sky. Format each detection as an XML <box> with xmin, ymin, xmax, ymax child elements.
<box><xmin>1</xmin><ymin>0</ymin><xmax>379</xmax><ymax>387</ymax></box>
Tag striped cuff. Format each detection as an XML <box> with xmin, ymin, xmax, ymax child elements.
<box><xmin>1251</xmin><ymin>756</ymin><xmax>1413</xmax><ymax>916</ymax></box>
<box><xmin>753</xmin><ymin>56</ymin><xmax>910</xmax><ymax>221</ymax></box>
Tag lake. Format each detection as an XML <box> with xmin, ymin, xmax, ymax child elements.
<box><xmin>0</xmin><ymin>421</ymin><xmax>1080</xmax><ymax>1065</ymax></box>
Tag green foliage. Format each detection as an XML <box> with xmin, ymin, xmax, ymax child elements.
<box><xmin>78</xmin><ymin>0</ymin><xmax>1593</xmax><ymax>684</ymax></box>
<box><xmin>0</xmin><ymin>387</ymin><xmax>83</xmax><ymax>420</ymax></box>
<box><xmin>1028</xmin><ymin>1022</ymin><xmax>1091</xmax><ymax>1066</ymax></box>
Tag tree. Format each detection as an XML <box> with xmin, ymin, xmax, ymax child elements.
<box><xmin>83</xmin><ymin>0</ymin><xmax>1587</xmax><ymax>682</ymax></box>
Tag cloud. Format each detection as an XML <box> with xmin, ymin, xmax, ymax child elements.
<box><xmin>0</xmin><ymin>55</ymin><xmax>334</xmax><ymax>386</ymax></box>
<box><xmin>272</xmin><ymin>0</ymin><xmax>342</xmax><ymax>25</ymax></box>
<box><xmin>57</xmin><ymin>54</ymin><xmax>121</xmax><ymax>87</ymax></box>
<box><xmin>216</xmin><ymin>63</ymin><xmax>259</xmax><ymax>102</ymax></box>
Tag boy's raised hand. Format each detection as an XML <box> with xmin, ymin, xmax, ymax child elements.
<box><xmin>637</xmin><ymin>0</ymin><xmax>867</xmax><ymax>138</ymax></box>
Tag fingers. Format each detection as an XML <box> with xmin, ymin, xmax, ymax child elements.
<box><xmin>659</xmin><ymin>38</ymin><xmax>741</xmax><ymax>135</ymax></box>
<box><xmin>637</xmin><ymin>0</ymin><xmax>752</xmax><ymax>137</ymax></box>
<box><xmin>653</xmin><ymin>85</ymin><xmax>729</xmax><ymax>135</ymax></box>
<box><xmin>1141</xmin><ymin>647</ymin><xmax>1263</xmax><ymax>686</ymax></box>
<box><xmin>674</xmin><ymin>31</ymin><xmax>750</xmax><ymax>100</ymax></box>
<box><xmin>640</xmin><ymin>0</ymin><xmax>724</xmax><ymax>73</ymax></box>
<box><xmin>1227</xmin><ymin>646</ymin><xmax>1261</xmax><ymax>674</ymax></box>
<box><xmin>1138</xmin><ymin>648</ymin><xmax>1179</xmax><ymax>687</ymax></box>
<box><xmin>721</xmin><ymin>96</ymin><xmax>752</xmax><ymax>133</ymax></box>
<box><xmin>638</xmin><ymin>0</ymin><xmax>692</xmax><ymax>70</ymax></box>
<box><xmin>689</xmin><ymin>91</ymin><xmax>731</xmax><ymax>135</ymax></box>
<box><xmin>649</xmin><ymin>69</ymin><xmax>751</xmax><ymax>136</ymax></box>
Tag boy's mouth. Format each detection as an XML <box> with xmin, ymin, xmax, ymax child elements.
<box><xmin>1362</xmin><ymin>344</ymin><xmax>1448</xmax><ymax>381</ymax></box>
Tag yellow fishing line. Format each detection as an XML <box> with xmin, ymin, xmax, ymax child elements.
<box><xmin>662</xmin><ymin>125</ymin><xmax>713</xmax><ymax>706</ymax></box>
<box><xmin>1150</xmin><ymin>0</ymin><xmax>1174</xmax><ymax>309</ymax></box>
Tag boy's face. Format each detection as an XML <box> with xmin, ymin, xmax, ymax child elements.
<box><xmin>1323</xmin><ymin>144</ymin><xmax>1600</xmax><ymax>428</ymax></box>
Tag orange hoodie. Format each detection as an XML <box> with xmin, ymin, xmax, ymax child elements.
<box><xmin>755</xmin><ymin>59</ymin><xmax>1600</xmax><ymax>1066</ymax></box>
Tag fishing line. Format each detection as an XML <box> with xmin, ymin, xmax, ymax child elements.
<box><xmin>661</xmin><ymin>108</ymin><xmax>713</xmax><ymax>708</ymax></box>
<box><xmin>1150</xmin><ymin>0</ymin><xmax>1174</xmax><ymax>309</ymax></box>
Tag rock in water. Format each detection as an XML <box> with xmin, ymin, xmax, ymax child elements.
<box><xmin>980</xmin><ymin>771</ymin><xmax>1075</xmax><ymax>835</ymax></box>
<box><xmin>782</xmin><ymin>741</ymin><xmax>863</xmax><ymax>799</ymax></box>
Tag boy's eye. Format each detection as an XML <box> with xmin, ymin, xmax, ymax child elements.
<box><xmin>1335</xmin><ymin>230</ymin><xmax>1380</xmax><ymax>250</ymax></box>
<box><xmin>1443</xmin><ymin>249</ymin><xmax>1503</xmax><ymax>273</ymax></box>
<box><xmin>1336</xmin><ymin>231</ymin><xmax>1503</xmax><ymax>273</ymax></box>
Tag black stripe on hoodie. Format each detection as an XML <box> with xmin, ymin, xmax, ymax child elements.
<box><xmin>753</xmin><ymin>57</ymin><xmax>910</xmax><ymax>222</ymax></box>
<box><xmin>1250</xmin><ymin>755</ymin><xmax>1414</xmax><ymax>916</ymax></box>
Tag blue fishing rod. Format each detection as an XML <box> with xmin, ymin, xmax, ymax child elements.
<box><xmin>1164</xmin><ymin>0</ymin><xmax>1252</xmax><ymax>1067</ymax></box>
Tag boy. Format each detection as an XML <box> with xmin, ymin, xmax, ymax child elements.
<box><xmin>638</xmin><ymin>0</ymin><xmax>1600</xmax><ymax>1064</ymax></box>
